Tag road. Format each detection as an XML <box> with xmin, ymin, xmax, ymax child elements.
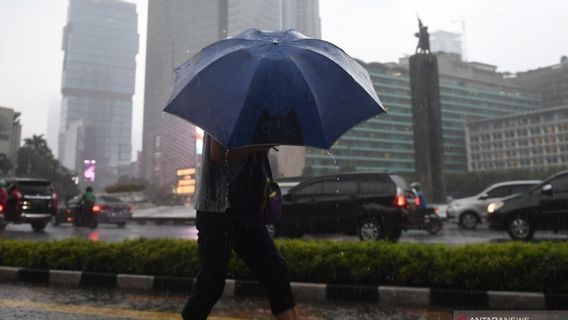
<box><xmin>0</xmin><ymin>282</ymin><xmax>453</xmax><ymax>320</ymax></box>
<box><xmin>1</xmin><ymin>220</ymin><xmax>567</xmax><ymax>243</ymax></box>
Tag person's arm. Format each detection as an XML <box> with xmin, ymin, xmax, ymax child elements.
<box><xmin>209</xmin><ymin>137</ymin><xmax>270</xmax><ymax>163</ymax></box>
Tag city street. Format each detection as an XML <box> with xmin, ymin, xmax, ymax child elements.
<box><xmin>1</xmin><ymin>220</ymin><xmax>568</xmax><ymax>244</ymax></box>
<box><xmin>0</xmin><ymin>282</ymin><xmax>453</xmax><ymax>320</ymax></box>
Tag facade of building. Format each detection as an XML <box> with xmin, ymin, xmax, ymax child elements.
<box><xmin>142</xmin><ymin>0</ymin><xmax>321</xmax><ymax>186</ymax></box>
<box><xmin>282</xmin><ymin>0</ymin><xmax>321</xmax><ymax>38</ymax></box>
<box><xmin>0</xmin><ymin>106</ymin><xmax>22</xmax><ymax>169</ymax></box>
<box><xmin>301</xmin><ymin>53</ymin><xmax>541</xmax><ymax>175</ymax></box>
<box><xmin>512</xmin><ymin>56</ymin><xmax>568</xmax><ymax>108</ymax></box>
<box><xmin>59</xmin><ymin>0</ymin><xmax>138</xmax><ymax>188</ymax></box>
<box><xmin>430</xmin><ymin>30</ymin><xmax>462</xmax><ymax>56</ymax></box>
<box><xmin>467</xmin><ymin>105</ymin><xmax>568</xmax><ymax>171</ymax></box>
<box><xmin>434</xmin><ymin>53</ymin><xmax>541</xmax><ymax>171</ymax></box>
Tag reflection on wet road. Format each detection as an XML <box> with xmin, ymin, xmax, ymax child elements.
<box><xmin>1</xmin><ymin>220</ymin><xmax>567</xmax><ymax>244</ymax></box>
<box><xmin>0</xmin><ymin>282</ymin><xmax>453</xmax><ymax>320</ymax></box>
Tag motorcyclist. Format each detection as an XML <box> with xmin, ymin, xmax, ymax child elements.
<box><xmin>77</xmin><ymin>186</ymin><xmax>96</xmax><ymax>226</ymax></box>
<box><xmin>411</xmin><ymin>182</ymin><xmax>428</xmax><ymax>211</ymax></box>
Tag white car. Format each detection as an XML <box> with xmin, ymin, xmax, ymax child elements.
<box><xmin>447</xmin><ymin>180</ymin><xmax>540</xmax><ymax>229</ymax></box>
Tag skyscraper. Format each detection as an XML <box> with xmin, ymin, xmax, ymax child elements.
<box><xmin>282</xmin><ymin>0</ymin><xmax>321</xmax><ymax>38</ymax></box>
<box><xmin>512</xmin><ymin>56</ymin><xmax>568</xmax><ymax>108</ymax></box>
<box><xmin>142</xmin><ymin>0</ymin><xmax>321</xmax><ymax>187</ymax></box>
<box><xmin>59</xmin><ymin>0</ymin><xmax>138</xmax><ymax>188</ymax></box>
<box><xmin>430</xmin><ymin>30</ymin><xmax>462</xmax><ymax>56</ymax></box>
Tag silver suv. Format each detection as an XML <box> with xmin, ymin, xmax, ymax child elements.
<box><xmin>447</xmin><ymin>180</ymin><xmax>540</xmax><ymax>229</ymax></box>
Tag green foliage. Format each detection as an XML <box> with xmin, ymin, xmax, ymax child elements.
<box><xmin>1</xmin><ymin>238</ymin><xmax>568</xmax><ymax>293</ymax></box>
<box><xmin>145</xmin><ymin>183</ymin><xmax>184</xmax><ymax>206</ymax></box>
<box><xmin>16</xmin><ymin>134</ymin><xmax>79</xmax><ymax>200</ymax></box>
<box><xmin>105</xmin><ymin>181</ymin><xmax>147</xmax><ymax>194</ymax></box>
<box><xmin>0</xmin><ymin>153</ymin><xmax>13</xmax><ymax>176</ymax></box>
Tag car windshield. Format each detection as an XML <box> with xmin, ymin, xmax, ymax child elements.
<box><xmin>16</xmin><ymin>181</ymin><xmax>52</xmax><ymax>195</ymax></box>
<box><xmin>2</xmin><ymin>1</ymin><xmax>567</xmax><ymax>319</ymax></box>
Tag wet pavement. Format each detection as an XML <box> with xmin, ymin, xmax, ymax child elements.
<box><xmin>0</xmin><ymin>282</ymin><xmax>453</xmax><ymax>320</ymax></box>
<box><xmin>1</xmin><ymin>220</ymin><xmax>567</xmax><ymax>244</ymax></box>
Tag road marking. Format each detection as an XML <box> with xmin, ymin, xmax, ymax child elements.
<box><xmin>0</xmin><ymin>299</ymin><xmax>241</xmax><ymax>320</ymax></box>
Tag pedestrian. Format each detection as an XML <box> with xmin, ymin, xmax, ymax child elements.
<box><xmin>411</xmin><ymin>182</ymin><xmax>428</xmax><ymax>211</ymax></box>
<box><xmin>182</xmin><ymin>134</ymin><xmax>297</xmax><ymax>320</ymax></box>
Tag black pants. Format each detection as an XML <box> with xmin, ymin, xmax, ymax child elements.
<box><xmin>182</xmin><ymin>209</ymin><xmax>295</xmax><ymax>320</ymax></box>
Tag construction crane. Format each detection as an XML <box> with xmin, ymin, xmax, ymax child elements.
<box><xmin>451</xmin><ymin>14</ymin><xmax>503</xmax><ymax>61</ymax></box>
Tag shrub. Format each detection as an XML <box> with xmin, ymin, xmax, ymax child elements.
<box><xmin>1</xmin><ymin>239</ymin><xmax>567</xmax><ymax>293</ymax></box>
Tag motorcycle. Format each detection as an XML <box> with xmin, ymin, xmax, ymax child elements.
<box><xmin>72</xmin><ymin>201</ymin><xmax>98</xmax><ymax>229</ymax></box>
<box><xmin>402</xmin><ymin>207</ymin><xmax>442</xmax><ymax>235</ymax></box>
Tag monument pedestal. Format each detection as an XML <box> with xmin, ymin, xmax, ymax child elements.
<box><xmin>409</xmin><ymin>54</ymin><xmax>447</xmax><ymax>203</ymax></box>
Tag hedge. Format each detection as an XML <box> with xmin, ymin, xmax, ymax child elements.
<box><xmin>1</xmin><ymin>238</ymin><xmax>567</xmax><ymax>293</ymax></box>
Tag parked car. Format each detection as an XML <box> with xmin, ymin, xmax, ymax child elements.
<box><xmin>447</xmin><ymin>180</ymin><xmax>540</xmax><ymax>229</ymax></box>
<box><xmin>54</xmin><ymin>194</ymin><xmax>132</xmax><ymax>228</ymax></box>
<box><xmin>273</xmin><ymin>172</ymin><xmax>417</xmax><ymax>241</ymax></box>
<box><xmin>274</xmin><ymin>177</ymin><xmax>305</xmax><ymax>195</ymax></box>
<box><xmin>487</xmin><ymin>171</ymin><xmax>568</xmax><ymax>240</ymax></box>
<box><xmin>1</xmin><ymin>178</ymin><xmax>57</xmax><ymax>232</ymax></box>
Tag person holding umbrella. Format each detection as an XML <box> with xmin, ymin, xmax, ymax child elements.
<box><xmin>182</xmin><ymin>135</ymin><xmax>296</xmax><ymax>320</ymax></box>
<box><xmin>166</xmin><ymin>29</ymin><xmax>385</xmax><ymax>320</ymax></box>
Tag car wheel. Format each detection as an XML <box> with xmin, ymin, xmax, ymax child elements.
<box><xmin>31</xmin><ymin>221</ymin><xmax>47</xmax><ymax>232</ymax></box>
<box><xmin>116</xmin><ymin>222</ymin><xmax>126</xmax><ymax>228</ymax></box>
<box><xmin>459</xmin><ymin>211</ymin><xmax>479</xmax><ymax>230</ymax></box>
<box><xmin>425</xmin><ymin>215</ymin><xmax>442</xmax><ymax>235</ymax></box>
<box><xmin>358</xmin><ymin>219</ymin><xmax>381</xmax><ymax>241</ymax></box>
<box><xmin>507</xmin><ymin>215</ymin><xmax>534</xmax><ymax>241</ymax></box>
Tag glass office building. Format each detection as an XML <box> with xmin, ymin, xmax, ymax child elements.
<box><xmin>59</xmin><ymin>0</ymin><xmax>138</xmax><ymax>187</ymax></box>
<box><xmin>305</xmin><ymin>53</ymin><xmax>541</xmax><ymax>174</ymax></box>
<box><xmin>142</xmin><ymin>0</ymin><xmax>321</xmax><ymax>186</ymax></box>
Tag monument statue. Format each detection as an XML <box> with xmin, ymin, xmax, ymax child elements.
<box><xmin>415</xmin><ymin>18</ymin><xmax>430</xmax><ymax>54</ymax></box>
<box><xmin>409</xmin><ymin>18</ymin><xmax>446</xmax><ymax>203</ymax></box>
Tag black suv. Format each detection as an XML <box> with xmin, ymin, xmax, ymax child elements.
<box><xmin>1</xmin><ymin>178</ymin><xmax>57</xmax><ymax>232</ymax></box>
<box><xmin>274</xmin><ymin>172</ymin><xmax>417</xmax><ymax>241</ymax></box>
<box><xmin>487</xmin><ymin>170</ymin><xmax>568</xmax><ymax>240</ymax></box>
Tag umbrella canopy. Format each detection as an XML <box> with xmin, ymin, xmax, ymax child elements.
<box><xmin>164</xmin><ymin>28</ymin><xmax>385</xmax><ymax>150</ymax></box>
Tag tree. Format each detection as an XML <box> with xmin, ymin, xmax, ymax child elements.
<box><xmin>105</xmin><ymin>179</ymin><xmax>147</xmax><ymax>194</ymax></box>
<box><xmin>16</xmin><ymin>135</ymin><xmax>78</xmax><ymax>200</ymax></box>
<box><xmin>0</xmin><ymin>154</ymin><xmax>13</xmax><ymax>176</ymax></box>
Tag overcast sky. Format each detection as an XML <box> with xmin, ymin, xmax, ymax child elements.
<box><xmin>0</xmin><ymin>0</ymin><xmax>567</xmax><ymax>160</ymax></box>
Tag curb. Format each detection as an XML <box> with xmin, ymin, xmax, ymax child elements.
<box><xmin>0</xmin><ymin>266</ymin><xmax>563</xmax><ymax>310</ymax></box>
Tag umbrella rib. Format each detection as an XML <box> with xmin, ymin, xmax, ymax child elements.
<box><xmin>287</xmin><ymin>55</ymin><xmax>330</xmax><ymax>149</ymax></box>
<box><xmin>283</xmin><ymin>41</ymin><xmax>383</xmax><ymax>109</ymax></box>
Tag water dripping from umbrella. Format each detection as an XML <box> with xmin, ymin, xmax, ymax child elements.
<box><xmin>326</xmin><ymin>150</ymin><xmax>341</xmax><ymax>211</ymax></box>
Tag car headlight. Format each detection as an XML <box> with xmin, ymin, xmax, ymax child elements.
<box><xmin>487</xmin><ymin>202</ymin><xmax>504</xmax><ymax>214</ymax></box>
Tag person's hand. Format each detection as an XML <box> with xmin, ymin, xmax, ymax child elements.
<box><xmin>210</xmin><ymin>137</ymin><xmax>270</xmax><ymax>163</ymax></box>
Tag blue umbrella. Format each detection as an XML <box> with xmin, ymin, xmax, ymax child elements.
<box><xmin>164</xmin><ymin>29</ymin><xmax>385</xmax><ymax>149</ymax></box>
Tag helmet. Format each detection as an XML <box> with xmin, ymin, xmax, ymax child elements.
<box><xmin>85</xmin><ymin>186</ymin><xmax>93</xmax><ymax>193</ymax></box>
<box><xmin>411</xmin><ymin>182</ymin><xmax>421</xmax><ymax>190</ymax></box>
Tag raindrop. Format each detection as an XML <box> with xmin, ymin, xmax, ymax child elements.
<box><xmin>326</xmin><ymin>150</ymin><xmax>341</xmax><ymax>208</ymax></box>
